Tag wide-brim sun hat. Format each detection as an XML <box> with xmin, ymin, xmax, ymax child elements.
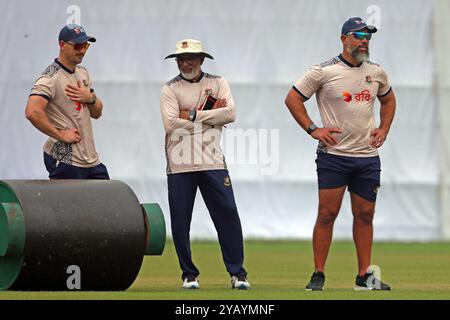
<box><xmin>165</xmin><ymin>39</ymin><xmax>214</xmax><ymax>60</ymax></box>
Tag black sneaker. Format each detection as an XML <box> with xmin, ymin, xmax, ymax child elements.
<box><xmin>305</xmin><ymin>271</ymin><xmax>325</xmax><ymax>291</ymax></box>
<box><xmin>354</xmin><ymin>272</ymin><xmax>391</xmax><ymax>291</ymax></box>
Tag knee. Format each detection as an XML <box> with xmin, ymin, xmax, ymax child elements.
<box><xmin>222</xmin><ymin>203</ymin><xmax>239</xmax><ymax>214</ymax></box>
<box><xmin>213</xmin><ymin>201</ymin><xmax>239</xmax><ymax>216</ymax></box>
<box><xmin>353</xmin><ymin>209</ymin><xmax>375</xmax><ymax>224</ymax></box>
<box><xmin>317</xmin><ymin>206</ymin><xmax>339</xmax><ymax>226</ymax></box>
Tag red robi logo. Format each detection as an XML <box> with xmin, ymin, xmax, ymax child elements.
<box><xmin>343</xmin><ymin>90</ymin><xmax>372</xmax><ymax>103</ymax></box>
<box><xmin>343</xmin><ymin>91</ymin><xmax>352</xmax><ymax>102</ymax></box>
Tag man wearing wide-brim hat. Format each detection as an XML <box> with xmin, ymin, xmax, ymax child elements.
<box><xmin>160</xmin><ymin>39</ymin><xmax>250</xmax><ymax>290</ymax></box>
<box><xmin>164</xmin><ymin>39</ymin><xmax>214</xmax><ymax>60</ymax></box>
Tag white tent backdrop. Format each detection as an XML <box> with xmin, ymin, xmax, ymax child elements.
<box><xmin>436</xmin><ymin>0</ymin><xmax>450</xmax><ymax>240</ymax></box>
<box><xmin>0</xmin><ymin>0</ymin><xmax>447</xmax><ymax>240</ymax></box>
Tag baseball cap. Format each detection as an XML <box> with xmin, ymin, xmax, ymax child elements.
<box><xmin>58</xmin><ymin>24</ymin><xmax>96</xmax><ymax>44</ymax></box>
<box><xmin>341</xmin><ymin>17</ymin><xmax>377</xmax><ymax>35</ymax></box>
<box><xmin>165</xmin><ymin>39</ymin><xmax>213</xmax><ymax>60</ymax></box>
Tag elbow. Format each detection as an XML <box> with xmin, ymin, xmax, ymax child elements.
<box><xmin>227</xmin><ymin>110</ymin><xmax>236</xmax><ymax>123</ymax></box>
<box><xmin>166</xmin><ymin>127</ymin><xmax>174</xmax><ymax>135</ymax></box>
<box><xmin>226</xmin><ymin>108</ymin><xmax>236</xmax><ymax>123</ymax></box>
<box><xmin>284</xmin><ymin>97</ymin><xmax>290</xmax><ymax>108</ymax></box>
<box><xmin>91</xmin><ymin>112</ymin><xmax>102</xmax><ymax>120</ymax></box>
<box><xmin>285</xmin><ymin>95</ymin><xmax>300</xmax><ymax>114</ymax></box>
<box><xmin>25</xmin><ymin>111</ymin><xmax>33</xmax><ymax>121</ymax></box>
<box><xmin>213</xmin><ymin>109</ymin><xmax>235</xmax><ymax>126</ymax></box>
<box><xmin>90</xmin><ymin>106</ymin><xmax>103</xmax><ymax>119</ymax></box>
<box><xmin>89</xmin><ymin>102</ymin><xmax>103</xmax><ymax>119</ymax></box>
<box><xmin>285</xmin><ymin>96</ymin><xmax>293</xmax><ymax>110</ymax></box>
<box><xmin>165</xmin><ymin>119</ymin><xmax>177</xmax><ymax>135</ymax></box>
<box><xmin>25</xmin><ymin>109</ymin><xmax>36</xmax><ymax>122</ymax></box>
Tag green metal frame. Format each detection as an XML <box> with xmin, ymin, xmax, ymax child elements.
<box><xmin>0</xmin><ymin>181</ymin><xmax>26</xmax><ymax>290</ymax></box>
<box><xmin>141</xmin><ymin>203</ymin><xmax>166</xmax><ymax>256</ymax></box>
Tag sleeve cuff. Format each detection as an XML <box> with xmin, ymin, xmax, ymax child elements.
<box><xmin>29</xmin><ymin>93</ymin><xmax>50</xmax><ymax>101</ymax></box>
<box><xmin>377</xmin><ymin>86</ymin><xmax>392</xmax><ymax>98</ymax></box>
<box><xmin>292</xmin><ymin>86</ymin><xmax>310</xmax><ymax>101</ymax></box>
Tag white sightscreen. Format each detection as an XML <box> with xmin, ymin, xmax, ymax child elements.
<box><xmin>435</xmin><ymin>0</ymin><xmax>450</xmax><ymax>240</ymax></box>
<box><xmin>0</xmin><ymin>0</ymin><xmax>441</xmax><ymax>240</ymax></box>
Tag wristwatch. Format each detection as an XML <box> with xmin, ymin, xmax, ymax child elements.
<box><xmin>89</xmin><ymin>93</ymin><xmax>97</xmax><ymax>105</ymax></box>
<box><xmin>306</xmin><ymin>123</ymin><xmax>318</xmax><ymax>135</ymax></box>
<box><xmin>188</xmin><ymin>109</ymin><xmax>197</xmax><ymax>121</ymax></box>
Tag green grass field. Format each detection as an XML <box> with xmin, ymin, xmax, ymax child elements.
<box><xmin>1</xmin><ymin>240</ymin><xmax>449</xmax><ymax>300</ymax></box>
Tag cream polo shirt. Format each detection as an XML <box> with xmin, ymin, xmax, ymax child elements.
<box><xmin>30</xmin><ymin>59</ymin><xmax>100</xmax><ymax>167</ymax></box>
<box><xmin>160</xmin><ymin>72</ymin><xmax>236</xmax><ymax>174</ymax></box>
<box><xmin>294</xmin><ymin>54</ymin><xmax>392</xmax><ymax>157</ymax></box>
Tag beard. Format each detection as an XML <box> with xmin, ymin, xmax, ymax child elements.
<box><xmin>180</xmin><ymin>66</ymin><xmax>201</xmax><ymax>80</ymax></box>
<box><xmin>348</xmin><ymin>45</ymin><xmax>370</xmax><ymax>63</ymax></box>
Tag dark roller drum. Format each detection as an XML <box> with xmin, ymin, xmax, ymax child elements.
<box><xmin>0</xmin><ymin>180</ymin><xmax>166</xmax><ymax>291</ymax></box>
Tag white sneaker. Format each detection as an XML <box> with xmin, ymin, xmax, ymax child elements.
<box><xmin>182</xmin><ymin>276</ymin><xmax>200</xmax><ymax>289</ymax></box>
<box><xmin>231</xmin><ymin>275</ymin><xmax>250</xmax><ymax>290</ymax></box>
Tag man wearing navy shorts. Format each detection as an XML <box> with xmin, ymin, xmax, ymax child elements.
<box><xmin>25</xmin><ymin>24</ymin><xmax>109</xmax><ymax>179</ymax></box>
<box><xmin>285</xmin><ymin>17</ymin><xmax>396</xmax><ymax>291</ymax></box>
<box><xmin>160</xmin><ymin>39</ymin><xmax>249</xmax><ymax>290</ymax></box>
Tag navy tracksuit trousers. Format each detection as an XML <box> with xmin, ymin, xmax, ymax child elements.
<box><xmin>167</xmin><ymin>169</ymin><xmax>247</xmax><ymax>280</ymax></box>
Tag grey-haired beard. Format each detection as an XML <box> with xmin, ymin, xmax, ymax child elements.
<box><xmin>181</xmin><ymin>66</ymin><xmax>201</xmax><ymax>80</ymax></box>
<box><xmin>348</xmin><ymin>46</ymin><xmax>370</xmax><ymax>63</ymax></box>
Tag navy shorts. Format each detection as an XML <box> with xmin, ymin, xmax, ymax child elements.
<box><xmin>44</xmin><ymin>152</ymin><xmax>110</xmax><ymax>180</ymax></box>
<box><xmin>316</xmin><ymin>152</ymin><xmax>381</xmax><ymax>202</ymax></box>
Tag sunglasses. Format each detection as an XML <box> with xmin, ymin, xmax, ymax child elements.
<box><xmin>347</xmin><ymin>32</ymin><xmax>372</xmax><ymax>40</ymax></box>
<box><xmin>65</xmin><ymin>41</ymin><xmax>90</xmax><ymax>51</ymax></box>
<box><xmin>176</xmin><ymin>55</ymin><xmax>202</xmax><ymax>63</ymax></box>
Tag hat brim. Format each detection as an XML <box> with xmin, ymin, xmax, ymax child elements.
<box><xmin>354</xmin><ymin>24</ymin><xmax>377</xmax><ymax>33</ymax></box>
<box><xmin>164</xmin><ymin>52</ymin><xmax>214</xmax><ymax>60</ymax></box>
<box><xmin>72</xmin><ymin>34</ymin><xmax>97</xmax><ymax>44</ymax></box>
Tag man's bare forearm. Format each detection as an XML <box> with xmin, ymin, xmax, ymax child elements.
<box><xmin>27</xmin><ymin>109</ymin><xmax>62</xmax><ymax>140</ymax></box>
<box><xmin>379</xmin><ymin>91</ymin><xmax>396</xmax><ymax>132</ymax></box>
<box><xmin>87</xmin><ymin>97</ymin><xmax>103</xmax><ymax>119</ymax></box>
